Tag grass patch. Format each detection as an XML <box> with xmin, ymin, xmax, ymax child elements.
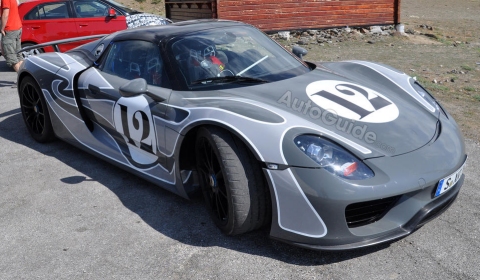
<box><xmin>474</xmin><ymin>95</ymin><xmax>480</xmax><ymax>101</ymax></box>
<box><xmin>464</xmin><ymin>86</ymin><xmax>476</xmax><ymax>92</ymax></box>
<box><xmin>450</xmin><ymin>76</ymin><xmax>458</xmax><ymax>82</ymax></box>
<box><xmin>415</xmin><ymin>76</ymin><xmax>450</xmax><ymax>92</ymax></box>
<box><xmin>428</xmin><ymin>83</ymin><xmax>450</xmax><ymax>92</ymax></box>
<box><xmin>461</xmin><ymin>65</ymin><xmax>473</xmax><ymax>71</ymax></box>
<box><xmin>436</xmin><ymin>36</ymin><xmax>452</xmax><ymax>45</ymax></box>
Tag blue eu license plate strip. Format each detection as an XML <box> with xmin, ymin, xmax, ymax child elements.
<box><xmin>435</xmin><ymin>162</ymin><xmax>466</xmax><ymax>197</ymax></box>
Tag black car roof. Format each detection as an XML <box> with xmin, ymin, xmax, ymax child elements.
<box><xmin>111</xmin><ymin>20</ymin><xmax>248</xmax><ymax>44</ymax></box>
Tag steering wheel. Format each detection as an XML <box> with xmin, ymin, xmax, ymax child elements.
<box><xmin>218</xmin><ymin>69</ymin><xmax>235</xmax><ymax>77</ymax></box>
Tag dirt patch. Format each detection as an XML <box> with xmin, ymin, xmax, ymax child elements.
<box><xmin>404</xmin><ymin>35</ymin><xmax>443</xmax><ymax>45</ymax></box>
<box><xmin>118</xmin><ymin>0</ymin><xmax>480</xmax><ymax>142</ymax></box>
<box><xmin>118</xmin><ymin>0</ymin><xmax>166</xmax><ymax>16</ymax></box>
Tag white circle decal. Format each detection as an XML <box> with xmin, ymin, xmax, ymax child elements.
<box><xmin>113</xmin><ymin>95</ymin><xmax>158</xmax><ymax>165</ymax></box>
<box><xmin>306</xmin><ymin>80</ymin><xmax>399</xmax><ymax>123</ymax></box>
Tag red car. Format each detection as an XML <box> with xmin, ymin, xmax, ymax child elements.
<box><xmin>18</xmin><ymin>0</ymin><xmax>170</xmax><ymax>52</ymax></box>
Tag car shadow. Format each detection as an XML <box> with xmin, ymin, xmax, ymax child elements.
<box><xmin>0</xmin><ymin>110</ymin><xmax>392</xmax><ymax>265</ymax></box>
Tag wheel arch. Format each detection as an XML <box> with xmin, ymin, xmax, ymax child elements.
<box><xmin>17</xmin><ymin>72</ymin><xmax>44</xmax><ymax>105</ymax></box>
<box><xmin>17</xmin><ymin>71</ymin><xmax>35</xmax><ymax>88</ymax></box>
<box><xmin>175</xmin><ymin>121</ymin><xmax>273</xmax><ymax>233</ymax></box>
<box><xmin>176</xmin><ymin>120</ymin><xmax>270</xmax><ymax>198</ymax></box>
<box><xmin>21</xmin><ymin>41</ymin><xmax>39</xmax><ymax>48</ymax></box>
<box><xmin>17</xmin><ymin>71</ymin><xmax>48</xmax><ymax>107</ymax></box>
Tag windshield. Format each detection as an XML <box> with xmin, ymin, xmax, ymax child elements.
<box><xmin>170</xmin><ymin>26</ymin><xmax>310</xmax><ymax>88</ymax></box>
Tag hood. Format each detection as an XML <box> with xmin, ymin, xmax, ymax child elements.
<box><xmin>202</xmin><ymin>61</ymin><xmax>440</xmax><ymax>158</ymax></box>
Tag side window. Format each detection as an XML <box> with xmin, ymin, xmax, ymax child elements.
<box><xmin>24</xmin><ymin>2</ymin><xmax>70</xmax><ymax>20</ymax></box>
<box><xmin>102</xmin><ymin>40</ymin><xmax>169</xmax><ymax>88</ymax></box>
<box><xmin>73</xmin><ymin>1</ymin><xmax>109</xmax><ymax>18</ymax></box>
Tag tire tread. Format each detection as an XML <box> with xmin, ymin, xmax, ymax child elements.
<box><xmin>196</xmin><ymin>126</ymin><xmax>270</xmax><ymax>235</ymax></box>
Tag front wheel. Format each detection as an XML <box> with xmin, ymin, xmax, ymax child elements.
<box><xmin>195</xmin><ymin>126</ymin><xmax>270</xmax><ymax>235</ymax></box>
<box><xmin>19</xmin><ymin>76</ymin><xmax>55</xmax><ymax>143</ymax></box>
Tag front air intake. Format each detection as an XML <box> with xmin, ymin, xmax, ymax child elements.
<box><xmin>345</xmin><ymin>196</ymin><xmax>401</xmax><ymax>228</ymax></box>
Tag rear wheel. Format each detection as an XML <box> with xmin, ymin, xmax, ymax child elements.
<box><xmin>19</xmin><ymin>76</ymin><xmax>55</xmax><ymax>143</ymax></box>
<box><xmin>195</xmin><ymin>126</ymin><xmax>269</xmax><ymax>235</ymax></box>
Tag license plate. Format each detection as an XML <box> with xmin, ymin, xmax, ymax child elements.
<box><xmin>435</xmin><ymin>161</ymin><xmax>466</xmax><ymax>197</ymax></box>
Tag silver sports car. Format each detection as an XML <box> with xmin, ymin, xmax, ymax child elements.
<box><xmin>17</xmin><ymin>20</ymin><xmax>466</xmax><ymax>250</ymax></box>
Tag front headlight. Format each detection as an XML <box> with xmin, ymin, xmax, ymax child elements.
<box><xmin>294</xmin><ymin>135</ymin><xmax>374</xmax><ymax>180</ymax></box>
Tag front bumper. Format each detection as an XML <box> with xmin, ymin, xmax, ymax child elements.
<box><xmin>266</xmin><ymin>110</ymin><xmax>466</xmax><ymax>250</ymax></box>
<box><xmin>285</xmin><ymin>175</ymin><xmax>463</xmax><ymax>251</ymax></box>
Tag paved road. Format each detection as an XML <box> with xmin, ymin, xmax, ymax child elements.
<box><xmin>1</xmin><ymin>56</ymin><xmax>479</xmax><ymax>279</ymax></box>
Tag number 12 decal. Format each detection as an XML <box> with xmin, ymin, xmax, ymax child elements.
<box><xmin>306</xmin><ymin>80</ymin><xmax>399</xmax><ymax>123</ymax></box>
<box><xmin>113</xmin><ymin>96</ymin><xmax>158</xmax><ymax>165</ymax></box>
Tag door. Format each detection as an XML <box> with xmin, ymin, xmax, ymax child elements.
<box><xmin>72</xmin><ymin>0</ymin><xmax>126</xmax><ymax>36</ymax></box>
<box><xmin>21</xmin><ymin>1</ymin><xmax>79</xmax><ymax>51</ymax></box>
<box><xmin>77</xmin><ymin>40</ymin><xmax>172</xmax><ymax>168</ymax></box>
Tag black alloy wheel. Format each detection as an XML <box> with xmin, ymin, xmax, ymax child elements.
<box><xmin>19</xmin><ymin>76</ymin><xmax>55</xmax><ymax>142</ymax></box>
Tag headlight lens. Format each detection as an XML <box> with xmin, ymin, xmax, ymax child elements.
<box><xmin>294</xmin><ymin>135</ymin><xmax>374</xmax><ymax>180</ymax></box>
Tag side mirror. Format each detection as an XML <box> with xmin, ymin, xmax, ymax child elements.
<box><xmin>119</xmin><ymin>78</ymin><xmax>147</xmax><ymax>97</ymax></box>
<box><xmin>108</xmin><ymin>7</ymin><xmax>116</xmax><ymax>17</ymax></box>
<box><xmin>119</xmin><ymin>78</ymin><xmax>165</xmax><ymax>102</ymax></box>
<box><xmin>292</xmin><ymin>46</ymin><xmax>308</xmax><ymax>60</ymax></box>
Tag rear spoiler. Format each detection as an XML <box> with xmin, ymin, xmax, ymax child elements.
<box><xmin>19</xmin><ymin>34</ymin><xmax>107</xmax><ymax>56</ymax></box>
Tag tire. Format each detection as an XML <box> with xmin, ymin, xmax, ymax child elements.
<box><xmin>195</xmin><ymin>126</ymin><xmax>270</xmax><ymax>235</ymax></box>
<box><xmin>19</xmin><ymin>76</ymin><xmax>55</xmax><ymax>143</ymax></box>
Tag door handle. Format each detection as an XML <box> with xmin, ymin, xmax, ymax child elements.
<box><xmin>88</xmin><ymin>84</ymin><xmax>102</xmax><ymax>95</ymax></box>
<box><xmin>79</xmin><ymin>24</ymin><xmax>89</xmax><ymax>27</ymax></box>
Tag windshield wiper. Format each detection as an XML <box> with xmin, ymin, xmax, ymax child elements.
<box><xmin>191</xmin><ymin>76</ymin><xmax>268</xmax><ymax>85</ymax></box>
